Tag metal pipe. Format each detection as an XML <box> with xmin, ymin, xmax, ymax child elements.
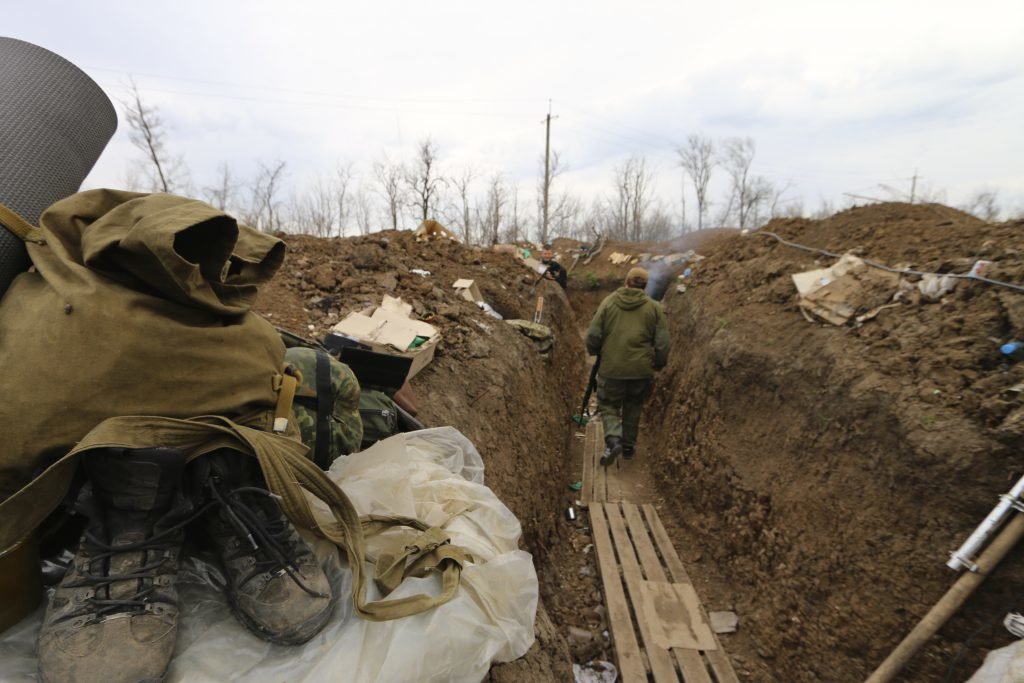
<box><xmin>947</xmin><ymin>473</ymin><xmax>1024</xmax><ymax>571</ymax></box>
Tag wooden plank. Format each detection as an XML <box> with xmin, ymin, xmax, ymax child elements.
<box><xmin>581</xmin><ymin>421</ymin><xmax>594</xmax><ymax>506</ymax></box>
<box><xmin>639</xmin><ymin>581</ymin><xmax>717</xmax><ymax>651</ymax></box>
<box><xmin>593</xmin><ymin>421</ymin><xmax>606</xmax><ymax>502</ymax></box>
<box><xmin>590</xmin><ymin>504</ymin><xmax>646</xmax><ymax>683</ymax></box>
<box><xmin>643</xmin><ymin>504</ymin><xmax>741</xmax><ymax>683</ymax></box>
<box><xmin>605</xmin><ymin>503</ymin><xmax>680</xmax><ymax>683</ymax></box>
<box><xmin>625</xmin><ymin>504</ymin><xmax>713</xmax><ymax>683</ymax></box>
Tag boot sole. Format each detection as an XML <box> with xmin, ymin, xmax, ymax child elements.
<box><xmin>226</xmin><ymin>590</ymin><xmax>336</xmax><ymax>646</ymax></box>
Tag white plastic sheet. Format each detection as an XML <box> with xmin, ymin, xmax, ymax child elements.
<box><xmin>0</xmin><ymin>427</ymin><xmax>538</xmax><ymax>682</ymax></box>
<box><xmin>967</xmin><ymin>639</ymin><xmax>1024</xmax><ymax>683</ymax></box>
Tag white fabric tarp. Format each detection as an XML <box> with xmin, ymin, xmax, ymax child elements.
<box><xmin>0</xmin><ymin>427</ymin><xmax>537</xmax><ymax>682</ymax></box>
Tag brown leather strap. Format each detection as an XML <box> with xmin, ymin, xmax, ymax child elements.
<box><xmin>0</xmin><ymin>202</ymin><xmax>45</xmax><ymax>244</ymax></box>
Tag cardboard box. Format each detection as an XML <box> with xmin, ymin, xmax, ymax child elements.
<box><xmin>452</xmin><ymin>278</ymin><xmax>483</xmax><ymax>302</ymax></box>
<box><xmin>331</xmin><ymin>296</ymin><xmax>440</xmax><ymax>379</ymax></box>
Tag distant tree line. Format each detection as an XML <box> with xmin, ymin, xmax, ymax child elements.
<box><xmin>121</xmin><ymin>85</ymin><xmax>1020</xmax><ymax>244</ymax></box>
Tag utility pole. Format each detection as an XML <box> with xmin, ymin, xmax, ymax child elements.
<box><xmin>541</xmin><ymin>101</ymin><xmax>558</xmax><ymax>244</ymax></box>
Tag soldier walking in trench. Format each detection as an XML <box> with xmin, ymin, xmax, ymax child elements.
<box><xmin>586</xmin><ymin>267</ymin><xmax>671</xmax><ymax>466</ymax></box>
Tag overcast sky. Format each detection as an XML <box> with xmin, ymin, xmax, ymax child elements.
<box><xmin>6</xmin><ymin>0</ymin><xmax>1024</xmax><ymax>229</ymax></box>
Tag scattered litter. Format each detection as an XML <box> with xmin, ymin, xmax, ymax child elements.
<box><xmin>792</xmin><ymin>253</ymin><xmax>901</xmax><ymax>326</ymax></box>
<box><xmin>477</xmin><ymin>301</ymin><xmax>503</xmax><ymax>319</ymax></box>
<box><xmin>573</xmin><ymin>660</ymin><xmax>618</xmax><ymax>683</ymax></box>
<box><xmin>918</xmin><ymin>273</ymin><xmax>957</xmax><ymax>300</ymax></box>
<box><xmin>676</xmin><ymin>284</ymin><xmax>687</xmax><ymax>294</ymax></box>
<box><xmin>709</xmin><ymin>610</ymin><xmax>739</xmax><ymax>634</ymax></box>
<box><xmin>608</xmin><ymin>251</ymin><xmax>632</xmax><ymax>265</ymax></box>
<box><xmin>566</xmin><ymin>507</ymin><xmax>578</xmax><ymax>522</ymax></box>
<box><xmin>410</xmin><ymin>268</ymin><xmax>431</xmax><ymax>277</ymax></box>
<box><xmin>332</xmin><ymin>295</ymin><xmax>440</xmax><ymax>378</ymax></box>
<box><xmin>452</xmin><ymin>278</ymin><xmax>483</xmax><ymax>303</ymax></box>
<box><xmin>568</xmin><ymin>626</ymin><xmax>594</xmax><ymax>643</ymax></box>
<box><xmin>969</xmin><ymin>260</ymin><xmax>994</xmax><ymax>278</ymax></box>
<box><xmin>413</xmin><ymin>219</ymin><xmax>458</xmax><ymax>242</ymax></box>
<box><xmin>1005</xmin><ymin>612</ymin><xmax>1024</xmax><ymax>638</ymax></box>
<box><xmin>583</xmin><ymin>543</ymin><xmax>593</xmax><ymax>554</ymax></box>
<box><xmin>568</xmin><ymin>481</ymin><xmax>583</xmax><ymax>492</ymax></box>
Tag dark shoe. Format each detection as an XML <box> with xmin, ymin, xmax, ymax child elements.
<box><xmin>193</xmin><ymin>451</ymin><xmax>334</xmax><ymax>645</ymax></box>
<box><xmin>599</xmin><ymin>438</ymin><xmax>622</xmax><ymax>467</ymax></box>
<box><xmin>37</xmin><ymin>447</ymin><xmax>189</xmax><ymax>683</ymax></box>
<box><xmin>622</xmin><ymin>445</ymin><xmax>635</xmax><ymax>460</ymax></box>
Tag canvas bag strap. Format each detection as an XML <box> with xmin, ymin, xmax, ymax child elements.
<box><xmin>0</xmin><ymin>202</ymin><xmax>46</xmax><ymax>244</ymax></box>
<box><xmin>313</xmin><ymin>350</ymin><xmax>332</xmax><ymax>469</ymax></box>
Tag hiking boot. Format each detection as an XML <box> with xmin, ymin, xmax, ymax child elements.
<box><xmin>600</xmin><ymin>437</ymin><xmax>622</xmax><ymax>467</ymax></box>
<box><xmin>37</xmin><ymin>447</ymin><xmax>189</xmax><ymax>683</ymax></box>
<box><xmin>191</xmin><ymin>450</ymin><xmax>334</xmax><ymax>645</ymax></box>
<box><xmin>622</xmin><ymin>445</ymin><xmax>636</xmax><ymax>460</ymax></box>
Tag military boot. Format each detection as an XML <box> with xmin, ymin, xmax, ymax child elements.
<box><xmin>191</xmin><ymin>450</ymin><xmax>334</xmax><ymax>645</ymax></box>
<box><xmin>37</xmin><ymin>446</ymin><xmax>189</xmax><ymax>683</ymax></box>
<box><xmin>600</xmin><ymin>436</ymin><xmax>622</xmax><ymax>467</ymax></box>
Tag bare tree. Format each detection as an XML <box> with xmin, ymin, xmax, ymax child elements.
<box><xmin>352</xmin><ymin>185</ymin><xmax>376</xmax><ymax>235</ymax></box>
<box><xmin>373</xmin><ymin>156</ymin><xmax>405</xmax><ymax>230</ymax></box>
<box><xmin>405</xmin><ymin>137</ymin><xmax>445</xmax><ymax>224</ymax></box>
<box><xmin>609</xmin><ymin>155</ymin><xmax>655</xmax><ymax>240</ymax></box>
<box><xmin>960</xmin><ymin>189</ymin><xmax>1001</xmax><ymax>222</ymax></box>
<box><xmin>678</xmin><ymin>133</ymin><xmax>715</xmax><ymax>230</ymax></box>
<box><xmin>242</xmin><ymin>160</ymin><xmax>286</xmax><ymax>232</ymax></box>
<box><xmin>480</xmin><ymin>173</ymin><xmax>507</xmax><ymax>245</ymax></box>
<box><xmin>289</xmin><ymin>174</ymin><xmax>336</xmax><ymax>236</ymax></box>
<box><xmin>122</xmin><ymin>79</ymin><xmax>189</xmax><ymax>194</ymax></box>
<box><xmin>504</xmin><ymin>184</ymin><xmax>523</xmax><ymax>244</ymax></box>
<box><xmin>720</xmin><ymin>137</ymin><xmax>771</xmax><ymax>229</ymax></box>
<box><xmin>202</xmin><ymin>163</ymin><xmax>236</xmax><ymax>211</ymax></box>
<box><xmin>447</xmin><ymin>166</ymin><xmax>477</xmax><ymax>243</ymax></box>
<box><xmin>334</xmin><ymin>162</ymin><xmax>355</xmax><ymax>237</ymax></box>
<box><xmin>550</xmin><ymin>192</ymin><xmax>584</xmax><ymax>241</ymax></box>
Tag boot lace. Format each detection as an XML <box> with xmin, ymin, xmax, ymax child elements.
<box><xmin>62</xmin><ymin>509</ymin><xmax>207</xmax><ymax>623</ymax></box>
<box><xmin>206</xmin><ymin>477</ymin><xmax>327</xmax><ymax>599</ymax></box>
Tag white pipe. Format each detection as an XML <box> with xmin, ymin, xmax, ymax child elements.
<box><xmin>947</xmin><ymin>472</ymin><xmax>1024</xmax><ymax>571</ymax></box>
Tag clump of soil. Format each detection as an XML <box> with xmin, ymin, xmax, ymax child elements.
<box><xmin>647</xmin><ymin>202</ymin><xmax>1024</xmax><ymax>681</ymax></box>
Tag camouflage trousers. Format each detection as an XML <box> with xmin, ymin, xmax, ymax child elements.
<box><xmin>596</xmin><ymin>376</ymin><xmax>654</xmax><ymax>448</ymax></box>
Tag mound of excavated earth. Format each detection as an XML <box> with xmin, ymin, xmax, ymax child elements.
<box><xmin>255</xmin><ymin>203</ymin><xmax>1024</xmax><ymax>682</ymax></box>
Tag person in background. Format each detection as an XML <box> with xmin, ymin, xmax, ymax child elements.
<box><xmin>585</xmin><ymin>267</ymin><xmax>670</xmax><ymax>465</ymax></box>
<box><xmin>540</xmin><ymin>248</ymin><xmax>567</xmax><ymax>290</ymax></box>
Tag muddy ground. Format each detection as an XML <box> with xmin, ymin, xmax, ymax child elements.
<box><xmin>255</xmin><ymin>203</ymin><xmax>1024</xmax><ymax>682</ymax></box>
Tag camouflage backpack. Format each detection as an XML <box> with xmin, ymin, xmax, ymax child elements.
<box><xmin>285</xmin><ymin>347</ymin><xmax>363</xmax><ymax>467</ymax></box>
<box><xmin>358</xmin><ymin>389</ymin><xmax>401</xmax><ymax>450</ymax></box>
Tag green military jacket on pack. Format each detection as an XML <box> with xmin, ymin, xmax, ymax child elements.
<box><xmin>585</xmin><ymin>286</ymin><xmax>670</xmax><ymax>379</ymax></box>
<box><xmin>285</xmin><ymin>347</ymin><xmax>363</xmax><ymax>467</ymax></box>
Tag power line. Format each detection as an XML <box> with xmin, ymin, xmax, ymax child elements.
<box><xmin>86</xmin><ymin>65</ymin><xmax>541</xmax><ymax>105</ymax></box>
<box><xmin>95</xmin><ymin>80</ymin><xmax>537</xmax><ymax>120</ymax></box>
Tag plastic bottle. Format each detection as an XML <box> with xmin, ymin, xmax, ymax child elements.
<box><xmin>1001</xmin><ymin>341</ymin><xmax>1024</xmax><ymax>363</ymax></box>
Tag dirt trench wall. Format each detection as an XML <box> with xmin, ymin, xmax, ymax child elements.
<box><xmin>644</xmin><ymin>220</ymin><xmax>1024</xmax><ymax>682</ymax></box>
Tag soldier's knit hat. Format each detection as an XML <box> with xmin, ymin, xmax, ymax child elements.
<box><xmin>626</xmin><ymin>267</ymin><xmax>648</xmax><ymax>285</ymax></box>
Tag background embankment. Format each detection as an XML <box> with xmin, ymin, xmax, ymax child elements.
<box><xmin>645</xmin><ymin>203</ymin><xmax>1024</xmax><ymax>681</ymax></box>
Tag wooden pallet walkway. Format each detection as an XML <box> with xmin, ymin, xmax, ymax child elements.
<box><xmin>589</xmin><ymin>502</ymin><xmax>740</xmax><ymax>683</ymax></box>
<box><xmin>580</xmin><ymin>419</ymin><xmax>626</xmax><ymax>504</ymax></box>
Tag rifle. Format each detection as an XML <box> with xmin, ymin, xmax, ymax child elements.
<box><xmin>571</xmin><ymin>356</ymin><xmax>600</xmax><ymax>426</ymax></box>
